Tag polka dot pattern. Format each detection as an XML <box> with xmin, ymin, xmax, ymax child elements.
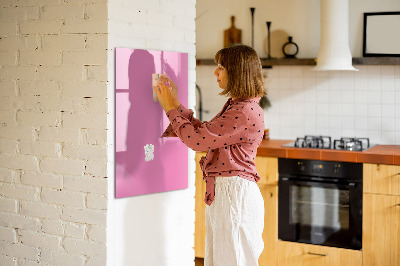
<box><xmin>162</xmin><ymin>98</ymin><xmax>265</xmax><ymax>205</ymax></box>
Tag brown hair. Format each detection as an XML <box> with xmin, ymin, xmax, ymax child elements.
<box><xmin>214</xmin><ymin>44</ymin><xmax>266</xmax><ymax>99</ymax></box>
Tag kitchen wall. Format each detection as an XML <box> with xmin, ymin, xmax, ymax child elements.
<box><xmin>196</xmin><ymin>0</ymin><xmax>400</xmax><ymax>144</ymax></box>
<box><xmin>0</xmin><ymin>1</ymin><xmax>108</xmax><ymax>265</ymax></box>
<box><xmin>107</xmin><ymin>0</ymin><xmax>197</xmax><ymax>265</ymax></box>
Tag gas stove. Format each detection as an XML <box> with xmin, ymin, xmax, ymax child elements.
<box><xmin>283</xmin><ymin>135</ymin><xmax>373</xmax><ymax>151</ymax></box>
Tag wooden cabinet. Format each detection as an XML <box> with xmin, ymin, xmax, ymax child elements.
<box><xmin>364</xmin><ymin>163</ymin><xmax>400</xmax><ymax>196</ymax></box>
<box><xmin>195</xmin><ymin>152</ymin><xmax>207</xmax><ymax>258</ymax></box>
<box><xmin>258</xmin><ymin>184</ymin><xmax>278</xmax><ymax>266</ymax></box>
<box><xmin>363</xmin><ymin>163</ymin><xmax>400</xmax><ymax>266</ymax></box>
<box><xmin>276</xmin><ymin>241</ymin><xmax>362</xmax><ymax>266</ymax></box>
<box><xmin>363</xmin><ymin>193</ymin><xmax>400</xmax><ymax>266</ymax></box>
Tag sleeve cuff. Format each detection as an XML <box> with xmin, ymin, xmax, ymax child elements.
<box><xmin>166</xmin><ymin>108</ymin><xmax>181</xmax><ymax>123</ymax></box>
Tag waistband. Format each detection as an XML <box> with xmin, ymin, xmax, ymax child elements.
<box><xmin>215</xmin><ymin>176</ymin><xmax>244</xmax><ymax>184</ymax></box>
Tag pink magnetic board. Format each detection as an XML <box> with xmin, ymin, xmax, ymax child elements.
<box><xmin>115</xmin><ymin>47</ymin><xmax>188</xmax><ymax>198</ymax></box>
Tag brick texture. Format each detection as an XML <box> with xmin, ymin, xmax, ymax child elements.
<box><xmin>0</xmin><ymin>1</ymin><xmax>108</xmax><ymax>264</ymax></box>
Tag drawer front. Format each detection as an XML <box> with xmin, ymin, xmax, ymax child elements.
<box><xmin>364</xmin><ymin>164</ymin><xmax>400</xmax><ymax>196</ymax></box>
<box><xmin>277</xmin><ymin>241</ymin><xmax>362</xmax><ymax>266</ymax></box>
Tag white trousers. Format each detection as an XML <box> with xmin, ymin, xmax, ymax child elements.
<box><xmin>205</xmin><ymin>176</ymin><xmax>265</xmax><ymax>266</ymax></box>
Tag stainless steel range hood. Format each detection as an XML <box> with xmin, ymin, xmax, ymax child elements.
<box><xmin>314</xmin><ymin>0</ymin><xmax>358</xmax><ymax>71</ymax></box>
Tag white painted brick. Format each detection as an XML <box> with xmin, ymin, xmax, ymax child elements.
<box><xmin>41</xmin><ymin>188</ymin><xmax>85</xmax><ymax>208</ymax></box>
<box><xmin>64</xmin><ymin>222</ymin><xmax>85</xmax><ymax>239</ymax></box>
<box><xmin>1</xmin><ymin>0</ymin><xmax>62</xmax><ymax>6</ymax></box>
<box><xmin>5</xmin><ymin>96</ymin><xmax>41</xmax><ymax>112</ymax></box>
<box><xmin>21</xmin><ymin>171</ymin><xmax>62</xmax><ymax>189</ymax></box>
<box><xmin>85</xmin><ymin>3</ymin><xmax>107</xmax><ymax>20</ymax></box>
<box><xmin>42</xmin><ymin>219</ymin><xmax>64</xmax><ymax>236</ymax></box>
<box><xmin>0</xmin><ymin>196</ymin><xmax>17</xmax><ymax>213</ymax></box>
<box><xmin>0</xmin><ymin>241</ymin><xmax>39</xmax><ymax>261</ymax></box>
<box><xmin>0</xmin><ymin>255</ymin><xmax>16</xmax><ymax>266</ymax></box>
<box><xmin>160</xmin><ymin>0</ymin><xmax>186</xmax><ymax>16</ymax></box>
<box><xmin>63</xmin><ymin>50</ymin><xmax>107</xmax><ymax>66</ymax></box>
<box><xmin>63</xmin><ymin>175</ymin><xmax>107</xmax><ymax>195</ymax></box>
<box><xmin>0</xmin><ymin>126</ymin><xmax>34</xmax><ymax>141</ymax></box>
<box><xmin>20</xmin><ymin>200</ymin><xmax>61</xmax><ymax>219</ymax></box>
<box><xmin>0</xmin><ymin>66</ymin><xmax>36</xmax><ymax>81</ymax></box>
<box><xmin>0</xmin><ymin>183</ymin><xmax>39</xmax><ymax>201</ymax></box>
<box><xmin>42</xmin><ymin>34</ymin><xmax>85</xmax><ymax>51</ymax></box>
<box><xmin>19</xmin><ymin>230</ymin><xmax>61</xmax><ymax>251</ymax></box>
<box><xmin>72</xmin><ymin>0</ymin><xmax>107</xmax><ymax>3</ymax></box>
<box><xmin>61</xmin><ymin>207</ymin><xmax>106</xmax><ymax>226</ymax></box>
<box><xmin>86</xmin><ymin>193</ymin><xmax>107</xmax><ymax>210</ymax></box>
<box><xmin>0</xmin><ymin>7</ymin><xmax>39</xmax><ymax>22</ymax></box>
<box><xmin>61</xmin><ymin>81</ymin><xmax>107</xmax><ymax>98</ymax></box>
<box><xmin>38</xmin><ymin>96</ymin><xmax>103</xmax><ymax>113</ymax></box>
<box><xmin>84</xmin><ymin>129</ymin><xmax>107</xmax><ymax>145</ymax></box>
<box><xmin>40</xmin><ymin>249</ymin><xmax>85</xmax><ymax>266</ymax></box>
<box><xmin>0</xmin><ymin>226</ymin><xmax>17</xmax><ymax>243</ymax></box>
<box><xmin>0</xmin><ymin>212</ymin><xmax>41</xmax><ymax>231</ymax></box>
<box><xmin>16</xmin><ymin>111</ymin><xmax>61</xmax><ymax>127</ymax></box>
<box><xmin>184</xmin><ymin>30</ymin><xmax>196</xmax><ymax>43</ymax></box>
<box><xmin>18</xmin><ymin>80</ymin><xmax>61</xmax><ymax>97</ymax></box>
<box><xmin>18</xmin><ymin>259</ymin><xmax>42</xmax><ymax>266</ymax></box>
<box><xmin>87</xmin><ymin>225</ymin><xmax>105</xmax><ymax>243</ymax></box>
<box><xmin>0</xmin><ymin>81</ymin><xmax>16</xmax><ymax>97</ymax></box>
<box><xmin>63</xmin><ymin>144</ymin><xmax>107</xmax><ymax>161</ymax></box>
<box><xmin>63</xmin><ymin>113</ymin><xmax>107</xmax><ymax>129</ymax></box>
<box><xmin>38</xmin><ymin>127</ymin><xmax>80</xmax><ymax>144</ymax></box>
<box><xmin>85</xmin><ymin>34</ymin><xmax>107</xmax><ymax>51</ymax></box>
<box><xmin>19</xmin><ymin>51</ymin><xmax>62</xmax><ymax>66</ymax></box>
<box><xmin>85</xmin><ymin>65</ymin><xmax>107</xmax><ymax>81</ymax></box>
<box><xmin>0</xmin><ymin>36</ymin><xmax>41</xmax><ymax>52</ymax></box>
<box><xmin>0</xmin><ymin>138</ymin><xmax>18</xmax><ymax>154</ymax></box>
<box><xmin>86</xmin><ymin>256</ymin><xmax>105</xmax><ymax>266</ymax></box>
<box><xmin>62</xmin><ymin>19</ymin><xmax>107</xmax><ymax>34</ymax></box>
<box><xmin>0</xmin><ymin>168</ymin><xmax>15</xmax><ymax>183</ymax></box>
<box><xmin>0</xmin><ymin>110</ymin><xmax>16</xmax><ymax>125</ymax></box>
<box><xmin>0</xmin><ymin>51</ymin><xmax>17</xmax><ymax>65</ymax></box>
<box><xmin>63</xmin><ymin>237</ymin><xmax>106</xmax><ymax>256</ymax></box>
<box><xmin>40</xmin><ymin>157</ymin><xmax>85</xmax><ymax>176</ymax></box>
<box><xmin>147</xmin><ymin>12</ymin><xmax>174</xmax><ymax>28</ymax></box>
<box><xmin>18</xmin><ymin>140</ymin><xmax>58</xmax><ymax>157</ymax></box>
<box><xmin>20</xmin><ymin>21</ymin><xmax>61</xmax><ymax>35</ymax></box>
<box><xmin>84</xmin><ymin>160</ymin><xmax>106</xmax><ymax>177</ymax></box>
<box><xmin>41</xmin><ymin>4</ymin><xmax>84</xmax><ymax>20</ymax></box>
<box><xmin>37</xmin><ymin>66</ymin><xmax>84</xmax><ymax>82</ymax></box>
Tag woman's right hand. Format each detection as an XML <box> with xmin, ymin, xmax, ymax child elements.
<box><xmin>160</xmin><ymin>76</ymin><xmax>180</xmax><ymax>109</ymax></box>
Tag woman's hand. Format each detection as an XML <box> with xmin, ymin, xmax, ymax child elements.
<box><xmin>153</xmin><ymin>78</ymin><xmax>175</xmax><ymax>113</ymax></box>
<box><xmin>160</xmin><ymin>76</ymin><xmax>180</xmax><ymax>108</ymax></box>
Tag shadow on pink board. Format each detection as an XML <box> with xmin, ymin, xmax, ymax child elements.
<box><xmin>115</xmin><ymin>47</ymin><xmax>188</xmax><ymax>199</ymax></box>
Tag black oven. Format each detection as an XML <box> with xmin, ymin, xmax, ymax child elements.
<box><xmin>278</xmin><ymin>158</ymin><xmax>363</xmax><ymax>250</ymax></box>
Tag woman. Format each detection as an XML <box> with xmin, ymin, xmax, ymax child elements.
<box><xmin>153</xmin><ymin>44</ymin><xmax>266</xmax><ymax>266</ymax></box>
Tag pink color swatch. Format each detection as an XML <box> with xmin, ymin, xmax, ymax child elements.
<box><xmin>115</xmin><ymin>47</ymin><xmax>188</xmax><ymax>198</ymax></box>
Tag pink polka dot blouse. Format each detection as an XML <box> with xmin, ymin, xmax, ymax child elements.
<box><xmin>162</xmin><ymin>97</ymin><xmax>265</xmax><ymax>205</ymax></box>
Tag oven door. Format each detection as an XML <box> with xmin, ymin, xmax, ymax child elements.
<box><xmin>278</xmin><ymin>176</ymin><xmax>362</xmax><ymax>250</ymax></box>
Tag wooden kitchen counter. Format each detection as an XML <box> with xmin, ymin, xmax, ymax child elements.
<box><xmin>257</xmin><ymin>139</ymin><xmax>400</xmax><ymax>165</ymax></box>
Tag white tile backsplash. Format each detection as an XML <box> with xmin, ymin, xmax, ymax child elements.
<box><xmin>196</xmin><ymin>65</ymin><xmax>400</xmax><ymax>144</ymax></box>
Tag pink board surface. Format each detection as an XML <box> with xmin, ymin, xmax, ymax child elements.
<box><xmin>115</xmin><ymin>47</ymin><xmax>188</xmax><ymax>198</ymax></box>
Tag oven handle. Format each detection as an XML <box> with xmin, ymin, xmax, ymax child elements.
<box><xmin>280</xmin><ymin>177</ymin><xmax>357</xmax><ymax>189</ymax></box>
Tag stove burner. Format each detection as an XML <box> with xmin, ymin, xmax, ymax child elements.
<box><xmin>333</xmin><ymin>137</ymin><xmax>370</xmax><ymax>151</ymax></box>
<box><xmin>295</xmin><ymin>135</ymin><xmax>332</xmax><ymax>149</ymax></box>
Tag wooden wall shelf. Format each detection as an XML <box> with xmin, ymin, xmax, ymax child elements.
<box><xmin>196</xmin><ymin>57</ymin><xmax>400</xmax><ymax>67</ymax></box>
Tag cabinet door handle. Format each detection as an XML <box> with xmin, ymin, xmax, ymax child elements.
<box><xmin>307</xmin><ymin>252</ymin><xmax>328</xmax><ymax>256</ymax></box>
<box><xmin>397</xmin><ymin>204</ymin><xmax>400</xmax><ymax>207</ymax></box>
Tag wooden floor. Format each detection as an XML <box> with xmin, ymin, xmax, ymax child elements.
<box><xmin>195</xmin><ymin>257</ymin><xmax>204</xmax><ymax>266</ymax></box>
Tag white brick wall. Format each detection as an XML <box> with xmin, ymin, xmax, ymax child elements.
<box><xmin>0</xmin><ymin>1</ymin><xmax>108</xmax><ymax>265</ymax></box>
<box><xmin>107</xmin><ymin>0</ymin><xmax>197</xmax><ymax>265</ymax></box>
